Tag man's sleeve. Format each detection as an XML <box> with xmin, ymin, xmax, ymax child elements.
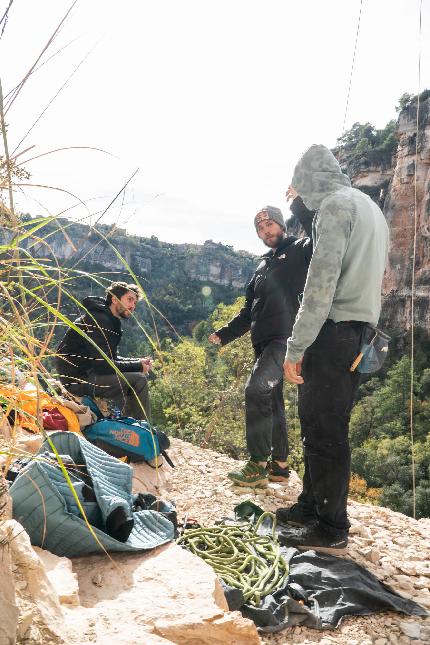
<box><xmin>114</xmin><ymin>356</ymin><xmax>143</xmax><ymax>373</ymax></box>
<box><xmin>285</xmin><ymin>201</ymin><xmax>351</xmax><ymax>364</ymax></box>
<box><xmin>215</xmin><ymin>277</ymin><xmax>255</xmax><ymax>346</ymax></box>
<box><xmin>80</xmin><ymin>313</ymin><xmax>143</xmax><ymax>374</ymax></box>
<box><xmin>290</xmin><ymin>196</ymin><xmax>315</xmax><ymax>238</ymax></box>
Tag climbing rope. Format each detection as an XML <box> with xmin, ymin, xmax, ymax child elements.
<box><xmin>409</xmin><ymin>0</ymin><xmax>423</xmax><ymax>520</ymax></box>
<box><xmin>177</xmin><ymin>512</ymin><xmax>289</xmax><ymax>606</ymax></box>
<box><xmin>341</xmin><ymin>0</ymin><xmax>364</xmax><ymax>135</ymax></box>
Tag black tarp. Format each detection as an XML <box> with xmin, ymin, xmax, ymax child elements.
<box><xmin>220</xmin><ymin>502</ymin><xmax>429</xmax><ymax>632</ymax></box>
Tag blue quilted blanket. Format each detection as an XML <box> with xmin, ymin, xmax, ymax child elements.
<box><xmin>10</xmin><ymin>431</ymin><xmax>174</xmax><ymax>557</ymax></box>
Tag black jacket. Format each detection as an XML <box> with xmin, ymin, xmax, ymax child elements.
<box><xmin>55</xmin><ymin>296</ymin><xmax>142</xmax><ymax>390</ymax></box>
<box><xmin>216</xmin><ymin>198</ymin><xmax>314</xmax><ymax>347</ymax></box>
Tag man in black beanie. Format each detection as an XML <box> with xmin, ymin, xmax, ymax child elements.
<box><xmin>209</xmin><ymin>196</ymin><xmax>314</xmax><ymax>487</ymax></box>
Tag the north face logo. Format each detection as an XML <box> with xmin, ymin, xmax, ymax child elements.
<box><xmin>111</xmin><ymin>428</ymin><xmax>140</xmax><ymax>447</ymax></box>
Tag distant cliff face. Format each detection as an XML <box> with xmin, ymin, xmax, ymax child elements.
<box><xmin>0</xmin><ymin>219</ymin><xmax>256</xmax><ymax>336</ymax></box>
<box><xmin>0</xmin><ymin>221</ymin><xmax>255</xmax><ymax>290</ymax></box>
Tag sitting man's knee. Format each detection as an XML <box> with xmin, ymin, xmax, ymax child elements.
<box><xmin>132</xmin><ymin>372</ymin><xmax>149</xmax><ymax>392</ymax></box>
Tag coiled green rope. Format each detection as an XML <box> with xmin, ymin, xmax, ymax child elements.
<box><xmin>177</xmin><ymin>511</ymin><xmax>288</xmax><ymax>606</ymax></box>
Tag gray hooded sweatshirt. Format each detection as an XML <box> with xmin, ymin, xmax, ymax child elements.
<box><xmin>286</xmin><ymin>144</ymin><xmax>389</xmax><ymax>364</ymax></box>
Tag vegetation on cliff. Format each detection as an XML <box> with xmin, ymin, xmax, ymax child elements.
<box><xmin>334</xmin><ymin>89</ymin><xmax>429</xmax><ymax>180</ymax></box>
<box><xmin>336</xmin><ymin>120</ymin><xmax>398</xmax><ymax>169</ymax></box>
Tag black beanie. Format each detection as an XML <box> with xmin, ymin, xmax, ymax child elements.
<box><xmin>254</xmin><ymin>206</ymin><xmax>285</xmax><ymax>231</ymax></box>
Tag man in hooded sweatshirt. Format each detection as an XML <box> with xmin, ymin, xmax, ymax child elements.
<box><xmin>276</xmin><ymin>145</ymin><xmax>389</xmax><ymax>553</ymax></box>
<box><xmin>209</xmin><ymin>200</ymin><xmax>314</xmax><ymax>487</ymax></box>
<box><xmin>55</xmin><ymin>281</ymin><xmax>152</xmax><ymax>419</ymax></box>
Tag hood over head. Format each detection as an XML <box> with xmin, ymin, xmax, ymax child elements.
<box><xmin>291</xmin><ymin>144</ymin><xmax>351</xmax><ymax>210</ymax></box>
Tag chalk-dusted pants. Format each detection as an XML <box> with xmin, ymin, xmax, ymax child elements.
<box><xmin>245</xmin><ymin>340</ymin><xmax>288</xmax><ymax>462</ymax></box>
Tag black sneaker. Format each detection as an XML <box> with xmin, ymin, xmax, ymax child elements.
<box><xmin>277</xmin><ymin>523</ymin><xmax>348</xmax><ymax>555</ymax></box>
<box><xmin>276</xmin><ymin>503</ymin><xmax>316</xmax><ymax>528</ymax></box>
<box><xmin>268</xmin><ymin>461</ymin><xmax>290</xmax><ymax>483</ymax></box>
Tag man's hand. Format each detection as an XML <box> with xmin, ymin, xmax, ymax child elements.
<box><xmin>208</xmin><ymin>333</ymin><xmax>221</xmax><ymax>345</ymax></box>
<box><xmin>286</xmin><ymin>186</ymin><xmax>299</xmax><ymax>203</ymax></box>
<box><xmin>283</xmin><ymin>358</ymin><xmax>304</xmax><ymax>384</ymax></box>
<box><xmin>141</xmin><ymin>357</ymin><xmax>153</xmax><ymax>375</ymax></box>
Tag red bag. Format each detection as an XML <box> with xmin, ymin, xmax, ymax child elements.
<box><xmin>42</xmin><ymin>407</ymin><xmax>68</xmax><ymax>431</ymax></box>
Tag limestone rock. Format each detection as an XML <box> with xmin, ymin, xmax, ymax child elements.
<box><xmin>34</xmin><ymin>547</ymin><xmax>80</xmax><ymax>606</ymax></box>
<box><xmin>132</xmin><ymin>458</ymin><xmax>173</xmax><ymax>496</ymax></box>
<box><xmin>0</xmin><ymin>521</ymin><xmax>19</xmax><ymax>645</ymax></box>
<box><xmin>66</xmin><ymin>543</ymin><xmax>260</xmax><ymax>645</ymax></box>
<box><xmin>358</xmin><ymin>546</ymin><xmax>380</xmax><ymax>564</ymax></box>
<box><xmin>399</xmin><ymin>621</ymin><xmax>421</xmax><ymax>639</ymax></box>
<box><xmin>394</xmin><ymin>574</ymin><xmax>415</xmax><ymax>592</ymax></box>
<box><xmin>17</xmin><ymin>609</ymin><xmax>34</xmax><ymax>641</ymax></box>
<box><xmin>6</xmin><ymin>519</ymin><xmax>66</xmax><ymax>643</ymax></box>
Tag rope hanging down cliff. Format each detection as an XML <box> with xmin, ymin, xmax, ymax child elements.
<box><xmin>341</xmin><ymin>0</ymin><xmax>364</xmax><ymax>136</ymax></box>
<box><xmin>409</xmin><ymin>0</ymin><xmax>424</xmax><ymax>520</ymax></box>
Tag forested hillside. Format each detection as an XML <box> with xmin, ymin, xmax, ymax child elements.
<box><xmin>0</xmin><ymin>217</ymin><xmax>256</xmax><ymax>354</ymax></box>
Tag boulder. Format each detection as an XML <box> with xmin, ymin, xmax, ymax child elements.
<box><xmin>132</xmin><ymin>457</ymin><xmax>173</xmax><ymax>496</ymax></box>
<box><xmin>67</xmin><ymin>542</ymin><xmax>260</xmax><ymax>645</ymax></box>
<box><xmin>34</xmin><ymin>547</ymin><xmax>80</xmax><ymax>606</ymax></box>
<box><xmin>0</xmin><ymin>518</ymin><xmax>18</xmax><ymax>645</ymax></box>
<box><xmin>6</xmin><ymin>519</ymin><xmax>66</xmax><ymax>644</ymax></box>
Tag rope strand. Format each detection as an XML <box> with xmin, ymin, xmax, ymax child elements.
<box><xmin>409</xmin><ymin>0</ymin><xmax>423</xmax><ymax>520</ymax></box>
<box><xmin>341</xmin><ymin>0</ymin><xmax>364</xmax><ymax>134</ymax></box>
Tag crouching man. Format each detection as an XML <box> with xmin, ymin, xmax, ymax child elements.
<box><xmin>209</xmin><ymin>200</ymin><xmax>313</xmax><ymax>488</ymax></box>
<box><xmin>55</xmin><ymin>281</ymin><xmax>152</xmax><ymax>420</ymax></box>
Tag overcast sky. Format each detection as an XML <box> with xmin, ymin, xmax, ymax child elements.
<box><xmin>1</xmin><ymin>0</ymin><xmax>429</xmax><ymax>254</ymax></box>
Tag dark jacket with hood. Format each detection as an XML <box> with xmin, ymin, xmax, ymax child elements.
<box><xmin>286</xmin><ymin>144</ymin><xmax>389</xmax><ymax>363</ymax></box>
<box><xmin>216</xmin><ymin>199</ymin><xmax>314</xmax><ymax>348</ymax></box>
<box><xmin>55</xmin><ymin>296</ymin><xmax>142</xmax><ymax>391</ymax></box>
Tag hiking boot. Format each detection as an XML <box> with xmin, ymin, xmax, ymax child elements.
<box><xmin>268</xmin><ymin>461</ymin><xmax>290</xmax><ymax>483</ymax></box>
<box><xmin>228</xmin><ymin>460</ymin><xmax>268</xmax><ymax>488</ymax></box>
<box><xmin>277</xmin><ymin>523</ymin><xmax>348</xmax><ymax>555</ymax></box>
<box><xmin>276</xmin><ymin>503</ymin><xmax>316</xmax><ymax>528</ymax></box>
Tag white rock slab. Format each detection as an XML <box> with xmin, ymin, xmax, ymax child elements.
<box><xmin>34</xmin><ymin>547</ymin><xmax>80</xmax><ymax>606</ymax></box>
<box><xmin>66</xmin><ymin>542</ymin><xmax>260</xmax><ymax>645</ymax></box>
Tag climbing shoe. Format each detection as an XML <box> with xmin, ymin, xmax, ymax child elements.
<box><xmin>268</xmin><ymin>461</ymin><xmax>290</xmax><ymax>483</ymax></box>
<box><xmin>276</xmin><ymin>503</ymin><xmax>316</xmax><ymax>528</ymax></box>
<box><xmin>227</xmin><ymin>460</ymin><xmax>268</xmax><ymax>488</ymax></box>
<box><xmin>277</xmin><ymin>523</ymin><xmax>348</xmax><ymax>555</ymax></box>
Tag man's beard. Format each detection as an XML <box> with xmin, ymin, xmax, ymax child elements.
<box><xmin>118</xmin><ymin>306</ymin><xmax>132</xmax><ymax>319</ymax></box>
<box><xmin>263</xmin><ymin>232</ymin><xmax>284</xmax><ymax>248</ymax></box>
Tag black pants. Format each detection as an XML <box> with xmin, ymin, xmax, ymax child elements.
<box><xmin>297</xmin><ymin>321</ymin><xmax>362</xmax><ymax>536</ymax></box>
<box><xmin>245</xmin><ymin>340</ymin><xmax>288</xmax><ymax>462</ymax></box>
<box><xmin>87</xmin><ymin>371</ymin><xmax>150</xmax><ymax>421</ymax></box>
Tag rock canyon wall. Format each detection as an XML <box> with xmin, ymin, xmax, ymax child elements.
<box><xmin>341</xmin><ymin>94</ymin><xmax>430</xmax><ymax>337</ymax></box>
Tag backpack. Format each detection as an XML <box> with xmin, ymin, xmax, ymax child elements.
<box><xmin>80</xmin><ymin>397</ymin><xmax>173</xmax><ymax>465</ymax></box>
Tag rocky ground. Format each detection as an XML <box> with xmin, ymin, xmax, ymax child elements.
<box><xmin>166</xmin><ymin>439</ymin><xmax>430</xmax><ymax>645</ymax></box>
<box><xmin>2</xmin><ymin>433</ymin><xmax>430</xmax><ymax>645</ymax></box>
